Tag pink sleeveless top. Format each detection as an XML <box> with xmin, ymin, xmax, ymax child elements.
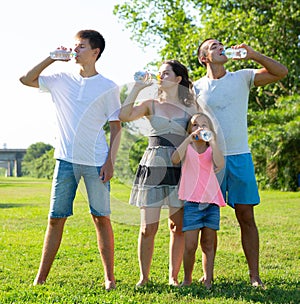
<box><xmin>178</xmin><ymin>145</ymin><xmax>226</xmax><ymax>207</ymax></box>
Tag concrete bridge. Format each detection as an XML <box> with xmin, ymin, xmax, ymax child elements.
<box><xmin>0</xmin><ymin>149</ymin><xmax>27</xmax><ymax>177</ymax></box>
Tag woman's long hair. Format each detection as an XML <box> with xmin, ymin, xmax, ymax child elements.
<box><xmin>159</xmin><ymin>59</ymin><xmax>197</xmax><ymax>107</ymax></box>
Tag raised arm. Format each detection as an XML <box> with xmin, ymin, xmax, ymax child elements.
<box><xmin>209</xmin><ymin>137</ymin><xmax>224</xmax><ymax>173</ymax></box>
<box><xmin>253</xmin><ymin>55</ymin><xmax>288</xmax><ymax>87</ymax></box>
<box><xmin>119</xmin><ymin>82</ymin><xmax>152</xmax><ymax>122</ymax></box>
<box><xmin>171</xmin><ymin>134</ymin><xmax>193</xmax><ymax>165</ymax></box>
<box><xmin>233</xmin><ymin>43</ymin><xmax>288</xmax><ymax>87</ymax></box>
<box><xmin>19</xmin><ymin>57</ymin><xmax>55</xmax><ymax>88</ymax></box>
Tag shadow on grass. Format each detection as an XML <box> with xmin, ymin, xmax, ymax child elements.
<box><xmin>132</xmin><ymin>279</ymin><xmax>300</xmax><ymax>303</ymax></box>
<box><xmin>0</xmin><ymin>203</ymin><xmax>31</xmax><ymax>209</ymax></box>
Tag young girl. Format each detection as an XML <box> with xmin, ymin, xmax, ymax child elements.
<box><xmin>171</xmin><ymin>112</ymin><xmax>226</xmax><ymax>289</ymax></box>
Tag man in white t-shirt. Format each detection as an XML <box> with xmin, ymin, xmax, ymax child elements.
<box><xmin>194</xmin><ymin>38</ymin><xmax>287</xmax><ymax>287</ymax></box>
<box><xmin>20</xmin><ymin>29</ymin><xmax>121</xmax><ymax>291</ymax></box>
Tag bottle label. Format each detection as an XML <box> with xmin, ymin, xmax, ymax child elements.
<box><xmin>50</xmin><ymin>50</ymin><xmax>76</xmax><ymax>60</ymax></box>
<box><xmin>134</xmin><ymin>71</ymin><xmax>158</xmax><ymax>82</ymax></box>
<box><xmin>222</xmin><ymin>48</ymin><xmax>247</xmax><ymax>59</ymax></box>
<box><xmin>195</xmin><ymin>130</ymin><xmax>212</xmax><ymax>142</ymax></box>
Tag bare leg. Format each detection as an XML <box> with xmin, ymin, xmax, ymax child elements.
<box><xmin>200</xmin><ymin>231</ymin><xmax>217</xmax><ymax>283</ymax></box>
<box><xmin>181</xmin><ymin>229</ymin><xmax>199</xmax><ymax>286</ymax></box>
<box><xmin>136</xmin><ymin>208</ymin><xmax>160</xmax><ymax>286</ymax></box>
<box><xmin>33</xmin><ymin>217</ymin><xmax>67</xmax><ymax>285</ymax></box>
<box><xmin>235</xmin><ymin>204</ymin><xmax>264</xmax><ymax>287</ymax></box>
<box><xmin>169</xmin><ymin>207</ymin><xmax>184</xmax><ymax>286</ymax></box>
<box><xmin>92</xmin><ymin>215</ymin><xmax>115</xmax><ymax>291</ymax></box>
<box><xmin>200</xmin><ymin>228</ymin><xmax>216</xmax><ymax>289</ymax></box>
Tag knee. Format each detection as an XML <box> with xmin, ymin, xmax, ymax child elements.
<box><xmin>235</xmin><ymin>206</ymin><xmax>256</xmax><ymax>227</ymax></box>
<box><xmin>185</xmin><ymin>241</ymin><xmax>198</xmax><ymax>254</ymax></box>
<box><xmin>169</xmin><ymin>221</ymin><xmax>183</xmax><ymax>235</ymax></box>
<box><xmin>236</xmin><ymin>216</ymin><xmax>255</xmax><ymax>232</ymax></box>
<box><xmin>48</xmin><ymin>217</ymin><xmax>66</xmax><ymax>228</ymax></box>
<box><xmin>92</xmin><ymin>215</ymin><xmax>111</xmax><ymax>228</ymax></box>
<box><xmin>140</xmin><ymin>223</ymin><xmax>158</xmax><ymax>238</ymax></box>
<box><xmin>200</xmin><ymin>238</ymin><xmax>214</xmax><ymax>253</ymax></box>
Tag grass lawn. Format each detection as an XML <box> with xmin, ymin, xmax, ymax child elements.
<box><xmin>0</xmin><ymin>177</ymin><xmax>299</xmax><ymax>303</ymax></box>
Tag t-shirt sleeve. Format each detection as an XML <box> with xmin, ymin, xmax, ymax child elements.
<box><xmin>241</xmin><ymin>69</ymin><xmax>257</xmax><ymax>89</ymax></box>
<box><xmin>38</xmin><ymin>73</ymin><xmax>63</xmax><ymax>93</ymax></box>
<box><xmin>38</xmin><ymin>76</ymin><xmax>49</xmax><ymax>93</ymax></box>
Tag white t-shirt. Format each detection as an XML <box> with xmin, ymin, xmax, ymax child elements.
<box><xmin>194</xmin><ymin>69</ymin><xmax>256</xmax><ymax>156</ymax></box>
<box><xmin>39</xmin><ymin>72</ymin><xmax>121</xmax><ymax>166</ymax></box>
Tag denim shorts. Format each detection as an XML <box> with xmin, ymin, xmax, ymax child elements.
<box><xmin>49</xmin><ymin>160</ymin><xmax>110</xmax><ymax>218</ymax></box>
<box><xmin>217</xmin><ymin>153</ymin><xmax>260</xmax><ymax>208</ymax></box>
<box><xmin>182</xmin><ymin>202</ymin><xmax>220</xmax><ymax>232</ymax></box>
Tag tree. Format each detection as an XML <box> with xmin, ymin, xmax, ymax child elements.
<box><xmin>114</xmin><ymin>0</ymin><xmax>300</xmax><ymax>191</ymax></box>
<box><xmin>114</xmin><ymin>126</ymin><xmax>148</xmax><ymax>185</ymax></box>
<box><xmin>114</xmin><ymin>0</ymin><xmax>299</xmax><ymax>109</ymax></box>
<box><xmin>23</xmin><ymin>142</ymin><xmax>53</xmax><ymax>162</ymax></box>
<box><xmin>32</xmin><ymin>148</ymin><xmax>56</xmax><ymax>179</ymax></box>
<box><xmin>248</xmin><ymin>95</ymin><xmax>300</xmax><ymax>191</ymax></box>
<box><xmin>22</xmin><ymin>142</ymin><xmax>54</xmax><ymax>176</ymax></box>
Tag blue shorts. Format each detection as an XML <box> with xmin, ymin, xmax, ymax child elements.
<box><xmin>217</xmin><ymin>153</ymin><xmax>260</xmax><ymax>208</ymax></box>
<box><xmin>49</xmin><ymin>160</ymin><xmax>111</xmax><ymax>218</ymax></box>
<box><xmin>182</xmin><ymin>202</ymin><xmax>220</xmax><ymax>232</ymax></box>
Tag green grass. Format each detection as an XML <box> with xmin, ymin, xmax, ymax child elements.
<box><xmin>0</xmin><ymin>177</ymin><xmax>299</xmax><ymax>303</ymax></box>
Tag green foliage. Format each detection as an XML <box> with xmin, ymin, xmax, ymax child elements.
<box><xmin>0</xmin><ymin>178</ymin><xmax>299</xmax><ymax>303</ymax></box>
<box><xmin>114</xmin><ymin>0</ymin><xmax>299</xmax><ymax>109</ymax></box>
<box><xmin>22</xmin><ymin>142</ymin><xmax>54</xmax><ymax>178</ymax></box>
<box><xmin>120</xmin><ymin>84</ymin><xmax>129</xmax><ymax>103</ymax></box>
<box><xmin>114</xmin><ymin>0</ymin><xmax>201</xmax><ymax>74</ymax></box>
<box><xmin>114</xmin><ymin>84</ymin><xmax>149</xmax><ymax>184</ymax></box>
<box><xmin>23</xmin><ymin>142</ymin><xmax>53</xmax><ymax>162</ymax></box>
<box><xmin>128</xmin><ymin>135</ymin><xmax>148</xmax><ymax>173</ymax></box>
<box><xmin>114</xmin><ymin>126</ymin><xmax>148</xmax><ymax>185</ymax></box>
<box><xmin>248</xmin><ymin>95</ymin><xmax>300</xmax><ymax>191</ymax></box>
<box><xmin>114</xmin><ymin>0</ymin><xmax>300</xmax><ymax>191</ymax></box>
<box><xmin>33</xmin><ymin>148</ymin><xmax>56</xmax><ymax>179</ymax></box>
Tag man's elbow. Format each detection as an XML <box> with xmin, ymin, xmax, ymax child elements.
<box><xmin>118</xmin><ymin>114</ymin><xmax>130</xmax><ymax>122</ymax></box>
<box><xmin>276</xmin><ymin>65</ymin><xmax>288</xmax><ymax>80</ymax></box>
<box><xmin>281</xmin><ymin>66</ymin><xmax>289</xmax><ymax>79</ymax></box>
<box><xmin>19</xmin><ymin>76</ymin><xmax>26</xmax><ymax>85</ymax></box>
<box><xmin>19</xmin><ymin>75</ymin><xmax>36</xmax><ymax>87</ymax></box>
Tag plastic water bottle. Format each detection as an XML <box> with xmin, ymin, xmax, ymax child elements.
<box><xmin>222</xmin><ymin>48</ymin><xmax>247</xmax><ymax>59</ymax></box>
<box><xmin>195</xmin><ymin>130</ymin><xmax>212</xmax><ymax>142</ymax></box>
<box><xmin>134</xmin><ymin>71</ymin><xmax>157</xmax><ymax>82</ymax></box>
<box><xmin>50</xmin><ymin>49</ymin><xmax>76</xmax><ymax>60</ymax></box>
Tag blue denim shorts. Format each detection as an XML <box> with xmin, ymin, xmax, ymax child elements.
<box><xmin>182</xmin><ymin>202</ymin><xmax>220</xmax><ymax>232</ymax></box>
<box><xmin>217</xmin><ymin>153</ymin><xmax>260</xmax><ymax>208</ymax></box>
<box><xmin>49</xmin><ymin>160</ymin><xmax>110</xmax><ymax>218</ymax></box>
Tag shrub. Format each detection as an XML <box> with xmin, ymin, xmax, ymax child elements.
<box><xmin>248</xmin><ymin>95</ymin><xmax>300</xmax><ymax>191</ymax></box>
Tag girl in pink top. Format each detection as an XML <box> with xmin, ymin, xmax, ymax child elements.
<box><xmin>172</xmin><ymin>112</ymin><xmax>225</xmax><ymax>289</ymax></box>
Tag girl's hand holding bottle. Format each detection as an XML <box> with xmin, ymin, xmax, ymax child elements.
<box><xmin>193</xmin><ymin>128</ymin><xmax>213</xmax><ymax>142</ymax></box>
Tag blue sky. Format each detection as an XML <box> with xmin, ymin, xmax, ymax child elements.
<box><xmin>1</xmin><ymin>0</ymin><xmax>157</xmax><ymax>148</ymax></box>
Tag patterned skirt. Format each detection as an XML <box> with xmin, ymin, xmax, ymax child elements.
<box><xmin>129</xmin><ymin>135</ymin><xmax>185</xmax><ymax>208</ymax></box>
